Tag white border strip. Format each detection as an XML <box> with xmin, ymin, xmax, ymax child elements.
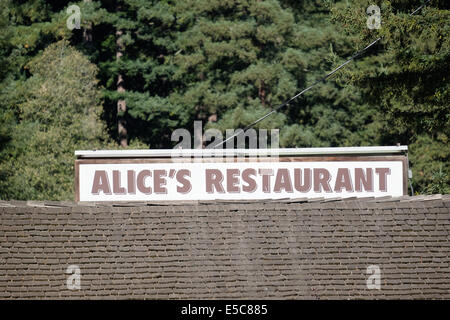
<box><xmin>75</xmin><ymin>146</ymin><xmax>408</xmax><ymax>158</ymax></box>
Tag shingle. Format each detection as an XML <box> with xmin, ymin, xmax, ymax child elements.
<box><xmin>0</xmin><ymin>195</ymin><xmax>449</xmax><ymax>299</ymax></box>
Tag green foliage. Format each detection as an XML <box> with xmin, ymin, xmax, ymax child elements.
<box><xmin>78</xmin><ymin>0</ymin><xmax>380</xmax><ymax>149</ymax></box>
<box><xmin>173</xmin><ymin>0</ymin><xmax>300</xmax><ymax>131</ymax></box>
<box><xmin>332</xmin><ymin>0</ymin><xmax>450</xmax><ymax>193</ymax></box>
<box><xmin>0</xmin><ymin>0</ymin><xmax>448</xmax><ymax>199</ymax></box>
<box><xmin>0</xmin><ymin>41</ymin><xmax>114</xmax><ymax>200</ymax></box>
<box><xmin>337</xmin><ymin>1</ymin><xmax>449</xmax><ymax>137</ymax></box>
<box><xmin>424</xmin><ymin>166</ymin><xmax>450</xmax><ymax>195</ymax></box>
<box><xmin>409</xmin><ymin>134</ymin><xmax>450</xmax><ymax>194</ymax></box>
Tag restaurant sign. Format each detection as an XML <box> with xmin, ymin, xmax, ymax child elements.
<box><xmin>75</xmin><ymin>147</ymin><xmax>408</xmax><ymax>202</ymax></box>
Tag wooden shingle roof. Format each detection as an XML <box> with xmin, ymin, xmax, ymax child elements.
<box><xmin>1</xmin><ymin>195</ymin><xmax>449</xmax><ymax>299</ymax></box>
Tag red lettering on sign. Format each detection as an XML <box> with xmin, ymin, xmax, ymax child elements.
<box><xmin>206</xmin><ymin>169</ymin><xmax>225</xmax><ymax>193</ymax></box>
<box><xmin>127</xmin><ymin>170</ymin><xmax>136</xmax><ymax>194</ymax></box>
<box><xmin>154</xmin><ymin>170</ymin><xmax>167</xmax><ymax>194</ymax></box>
<box><xmin>112</xmin><ymin>170</ymin><xmax>126</xmax><ymax>195</ymax></box>
<box><xmin>91</xmin><ymin>170</ymin><xmax>111</xmax><ymax>195</ymax></box>
<box><xmin>314</xmin><ymin>168</ymin><xmax>332</xmax><ymax>192</ymax></box>
<box><xmin>176</xmin><ymin>169</ymin><xmax>192</xmax><ymax>194</ymax></box>
<box><xmin>334</xmin><ymin>168</ymin><xmax>353</xmax><ymax>192</ymax></box>
<box><xmin>227</xmin><ymin>169</ymin><xmax>240</xmax><ymax>193</ymax></box>
<box><xmin>259</xmin><ymin>169</ymin><xmax>274</xmax><ymax>193</ymax></box>
<box><xmin>242</xmin><ymin>168</ymin><xmax>257</xmax><ymax>193</ymax></box>
<box><xmin>294</xmin><ymin>168</ymin><xmax>311</xmax><ymax>192</ymax></box>
<box><xmin>137</xmin><ymin>170</ymin><xmax>152</xmax><ymax>194</ymax></box>
<box><xmin>355</xmin><ymin>168</ymin><xmax>373</xmax><ymax>192</ymax></box>
<box><xmin>375</xmin><ymin>168</ymin><xmax>390</xmax><ymax>192</ymax></box>
<box><xmin>274</xmin><ymin>169</ymin><xmax>293</xmax><ymax>193</ymax></box>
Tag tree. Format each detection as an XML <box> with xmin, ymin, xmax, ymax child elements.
<box><xmin>331</xmin><ymin>0</ymin><xmax>449</xmax><ymax>193</ymax></box>
<box><xmin>0</xmin><ymin>41</ymin><xmax>114</xmax><ymax>200</ymax></box>
<box><xmin>0</xmin><ymin>0</ymin><xmax>446</xmax><ymax>197</ymax></box>
<box><xmin>278</xmin><ymin>0</ymin><xmax>381</xmax><ymax>148</ymax></box>
<box><xmin>80</xmin><ymin>0</ymin><xmax>187</xmax><ymax>148</ymax></box>
<box><xmin>172</xmin><ymin>0</ymin><xmax>298</xmax><ymax>134</ymax></box>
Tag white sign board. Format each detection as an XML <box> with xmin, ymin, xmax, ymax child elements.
<box><xmin>75</xmin><ymin>155</ymin><xmax>407</xmax><ymax>201</ymax></box>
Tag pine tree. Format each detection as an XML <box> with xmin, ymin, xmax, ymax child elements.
<box><xmin>331</xmin><ymin>0</ymin><xmax>450</xmax><ymax>192</ymax></box>
<box><xmin>170</xmin><ymin>0</ymin><xmax>302</xmax><ymax>143</ymax></box>
<box><xmin>278</xmin><ymin>1</ymin><xmax>381</xmax><ymax>148</ymax></box>
<box><xmin>1</xmin><ymin>0</ymin><xmax>447</xmax><ymax>197</ymax></box>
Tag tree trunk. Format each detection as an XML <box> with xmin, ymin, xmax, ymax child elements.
<box><xmin>116</xmin><ymin>29</ymin><xmax>128</xmax><ymax>147</ymax></box>
<box><xmin>83</xmin><ymin>0</ymin><xmax>92</xmax><ymax>44</ymax></box>
<box><xmin>258</xmin><ymin>80</ymin><xmax>266</xmax><ymax>108</ymax></box>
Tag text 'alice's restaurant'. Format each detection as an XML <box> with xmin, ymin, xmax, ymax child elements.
<box><xmin>75</xmin><ymin>146</ymin><xmax>408</xmax><ymax>202</ymax></box>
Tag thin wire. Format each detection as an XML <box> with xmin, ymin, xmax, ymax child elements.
<box><xmin>212</xmin><ymin>0</ymin><xmax>431</xmax><ymax>149</ymax></box>
<box><xmin>411</xmin><ymin>0</ymin><xmax>431</xmax><ymax>15</ymax></box>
